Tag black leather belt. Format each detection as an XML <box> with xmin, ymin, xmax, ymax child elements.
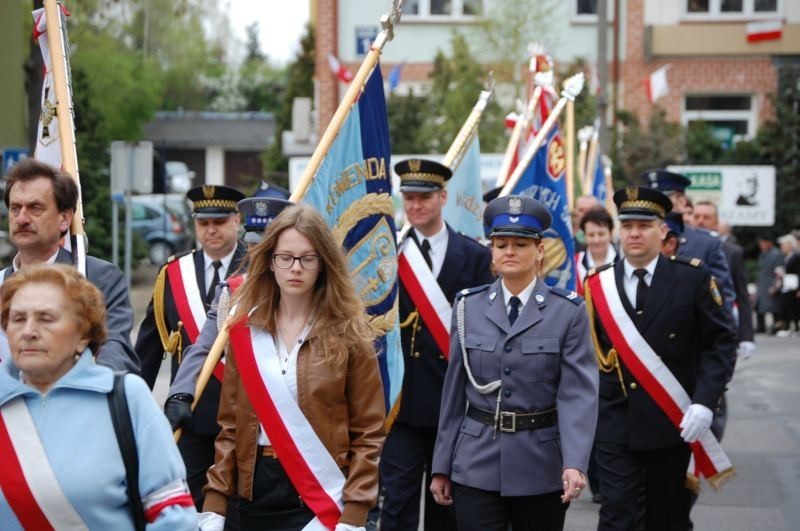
<box><xmin>466</xmin><ymin>403</ymin><xmax>557</xmax><ymax>433</ymax></box>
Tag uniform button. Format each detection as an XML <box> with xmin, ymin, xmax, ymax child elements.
<box><xmin>476</xmin><ymin>340</ymin><xmax>482</xmax><ymax>346</ymax></box>
<box><xmin>669</xmin><ymin>333</ymin><xmax>676</xmax><ymax>339</ymax></box>
<box><xmin>504</xmin><ymin>345</ymin><xmax>512</xmax><ymax>353</ymax></box>
<box><xmin>417</xmin><ymin>325</ymin><xmax>423</xmax><ymax>332</ymax></box>
<box><xmin>538</xmin><ymin>344</ymin><xmax>544</xmax><ymax>350</ymax></box>
<box><xmin>504</xmin><ymin>390</ymin><xmax>512</xmax><ymax>398</ymax></box>
<box><xmin>504</xmin><ymin>367</ymin><xmax>511</xmax><ymax>375</ymax></box>
<box><xmin>413</xmin><ymin>352</ymin><xmax>421</xmax><ymax>358</ymax></box>
<box><xmin>629</xmin><ymin>382</ymin><xmax>638</xmax><ymax>390</ymax></box>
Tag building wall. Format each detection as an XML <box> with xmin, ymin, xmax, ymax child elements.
<box><xmin>0</xmin><ymin>1</ymin><xmax>28</xmax><ymax>151</ymax></box>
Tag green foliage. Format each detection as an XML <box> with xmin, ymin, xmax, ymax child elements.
<box><xmin>685</xmin><ymin>121</ymin><xmax>723</xmax><ymax>164</ymax></box>
<box><xmin>419</xmin><ymin>33</ymin><xmax>506</xmax><ymax>154</ymax></box>
<box><xmin>614</xmin><ymin>107</ymin><xmax>684</xmax><ymax>184</ymax></box>
<box><xmin>386</xmin><ymin>89</ymin><xmax>430</xmax><ymax>154</ymax></box>
<box><xmin>262</xmin><ymin>22</ymin><xmax>315</xmax><ymax>176</ymax></box>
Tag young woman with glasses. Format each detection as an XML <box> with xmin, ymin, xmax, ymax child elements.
<box><xmin>198</xmin><ymin>204</ymin><xmax>386</xmax><ymax>531</ymax></box>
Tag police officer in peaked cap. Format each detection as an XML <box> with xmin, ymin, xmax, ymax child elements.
<box><xmin>430</xmin><ymin>194</ymin><xmax>598</xmax><ymax>531</ymax></box>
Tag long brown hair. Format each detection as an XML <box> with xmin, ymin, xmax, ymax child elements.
<box><xmin>230</xmin><ymin>204</ymin><xmax>375</xmax><ymax>366</ymax></box>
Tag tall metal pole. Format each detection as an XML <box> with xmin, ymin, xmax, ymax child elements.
<box><xmin>597</xmin><ymin>0</ymin><xmax>609</xmax><ymax>153</ymax></box>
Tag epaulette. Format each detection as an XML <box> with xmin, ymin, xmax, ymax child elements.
<box><xmin>456</xmin><ymin>284</ymin><xmax>491</xmax><ymax>300</ymax></box>
<box><xmin>550</xmin><ymin>286</ymin><xmax>583</xmax><ymax>305</ymax></box>
<box><xmin>587</xmin><ymin>262</ymin><xmax>614</xmax><ymax>277</ymax></box>
<box><xmin>670</xmin><ymin>255</ymin><xmax>704</xmax><ymax>268</ymax></box>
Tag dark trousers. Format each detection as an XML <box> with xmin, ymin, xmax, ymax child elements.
<box><xmin>238</xmin><ymin>455</ymin><xmax>315</xmax><ymax>531</ymax></box>
<box><xmin>452</xmin><ymin>482</ymin><xmax>567</xmax><ymax>531</ymax></box>
<box><xmin>596</xmin><ymin>442</ymin><xmax>692</xmax><ymax>531</ymax></box>
<box><xmin>178</xmin><ymin>431</ymin><xmax>240</xmax><ymax>529</ymax></box>
<box><xmin>379</xmin><ymin>423</ymin><xmax>455</xmax><ymax>531</ymax></box>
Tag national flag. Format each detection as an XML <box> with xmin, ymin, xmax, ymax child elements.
<box><xmin>388</xmin><ymin>63</ymin><xmax>404</xmax><ymax>92</ymax></box>
<box><xmin>327</xmin><ymin>53</ymin><xmax>355</xmax><ymax>83</ymax></box>
<box><xmin>302</xmin><ymin>65</ymin><xmax>402</xmax><ymax>415</ymax></box>
<box><xmin>443</xmin><ymin>137</ymin><xmax>484</xmax><ymax>239</ymax></box>
<box><xmin>645</xmin><ymin>64</ymin><xmax>670</xmax><ymax>103</ymax></box>
<box><xmin>746</xmin><ymin>19</ymin><xmax>783</xmax><ymax>43</ymax></box>
<box><xmin>511</xmin><ymin>100</ymin><xmax>576</xmax><ymax>291</ymax></box>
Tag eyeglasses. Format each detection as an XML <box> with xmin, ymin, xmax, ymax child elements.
<box><xmin>272</xmin><ymin>253</ymin><xmax>322</xmax><ymax>270</ymax></box>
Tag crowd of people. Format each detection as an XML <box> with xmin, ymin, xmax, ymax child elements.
<box><xmin>0</xmin><ymin>157</ymin><xmax>793</xmax><ymax>531</ymax></box>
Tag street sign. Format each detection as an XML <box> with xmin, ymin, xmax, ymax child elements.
<box><xmin>110</xmin><ymin>141</ymin><xmax>153</xmax><ymax>195</ymax></box>
<box><xmin>356</xmin><ymin>26</ymin><xmax>378</xmax><ymax>56</ymax></box>
<box><xmin>2</xmin><ymin>148</ymin><xmax>29</xmax><ymax>173</ymax></box>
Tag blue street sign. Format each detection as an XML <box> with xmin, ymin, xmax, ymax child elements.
<box><xmin>2</xmin><ymin>148</ymin><xmax>29</xmax><ymax>174</ymax></box>
<box><xmin>356</xmin><ymin>26</ymin><xmax>378</xmax><ymax>56</ymax></box>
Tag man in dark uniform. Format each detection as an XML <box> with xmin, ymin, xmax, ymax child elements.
<box><xmin>135</xmin><ymin>184</ymin><xmax>246</xmax><ymax>509</ymax></box>
<box><xmin>642</xmin><ymin>169</ymin><xmax>736</xmax><ymax>320</ymax></box>
<box><xmin>430</xmin><ymin>195</ymin><xmax>598</xmax><ymax>531</ymax></box>
<box><xmin>3</xmin><ymin>158</ymin><xmax>137</xmax><ymax>371</ymax></box>
<box><xmin>380</xmin><ymin>159</ymin><xmax>494</xmax><ymax>531</ymax></box>
<box><xmin>588</xmin><ymin>187</ymin><xmax>736</xmax><ymax>531</ymax></box>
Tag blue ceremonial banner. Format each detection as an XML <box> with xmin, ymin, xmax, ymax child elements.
<box><xmin>512</xmin><ymin>127</ymin><xmax>576</xmax><ymax>291</ymax></box>
<box><xmin>303</xmin><ymin>66</ymin><xmax>403</xmax><ymax>414</ymax></box>
<box><xmin>591</xmin><ymin>154</ymin><xmax>607</xmax><ymax>204</ymax></box>
<box><xmin>443</xmin><ymin>137</ymin><xmax>484</xmax><ymax>239</ymax></box>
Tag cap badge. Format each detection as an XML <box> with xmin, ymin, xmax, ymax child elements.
<box><xmin>508</xmin><ymin>197</ymin><xmax>523</xmax><ymax>215</ymax></box>
<box><xmin>255</xmin><ymin>200</ymin><xmax>269</xmax><ymax>216</ymax></box>
<box><xmin>408</xmin><ymin>159</ymin><xmax>422</xmax><ymax>173</ymax></box>
<box><xmin>626</xmin><ymin>186</ymin><xmax>639</xmax><ymax>201</ymax></box>
<box><xmin>489</xmin><ymin>291</ymin><xmax>497</xmax><ymax>302</ymax></box>
<box><xmin>648</xmin><ymin>171</ymin><xmax>658</xmax><ymax>185</ymax></box>
<box><xmin>202</xmin><ymin>185</ymin><xmax>216</xmax><ymax>200</ymax></box>
<box><xmin>535</xmin><ymin>293</ymin><xmax>545</xmax><ymax>304</ymax></box>
<box><xmin>509</xmin><ymin>216</ymin><xmax>519</xmax><ymax>223</ymax></box>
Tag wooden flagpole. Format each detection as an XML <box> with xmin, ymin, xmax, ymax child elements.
<box><xmin>565</xmin><ymin>99</ymin><xmax>575</xmax><ymax>209</ymax></box>
<box><xmin>496</xmin><ymin>87</ymin><xmax>542</xmax><ymax>188</ymax></box>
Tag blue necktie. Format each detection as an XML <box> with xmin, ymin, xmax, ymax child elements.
<box><xmin>508</xmin><ymin>296</ymin><xmax>521</xmax><ymax>325</ymax></box>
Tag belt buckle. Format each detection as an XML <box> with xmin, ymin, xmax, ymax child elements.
<box><xmin>499</xmin><ymin>411</ymin><xmax>516</xmax><ymax>433</ymax></box>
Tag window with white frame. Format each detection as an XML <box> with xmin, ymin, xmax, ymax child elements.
<box><xmin>572</xmin><ymin>0</ymin><xmax>614</xmax><ymax>23</ymax></box>
<box><xmin>684</xmin><ymin>0</ymin><xmax>782</xmax><ymax>19</ymax></box>
<box><xmin>403</xmin><ymin>0</ymin><xmax>485</xmax><ymax>19</ymax></box>
<box><xmin>683</xmin><ymin>95</ymin><xmax>757</xmax><ymax>148</ymax></box>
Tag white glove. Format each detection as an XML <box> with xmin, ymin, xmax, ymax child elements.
<box><xmin>335</xmin><ymin>524</ymin><xmax>366</xmax><ymax>531</ymax></box>
<box><xmin>738</xmin><ymin>341</ymin><xmax>755</xmax><ymax>360</ymax></box>
<box><xmin>680</xmin><ymin>403</ymin><xmax>713</xmax><ymax>443</ymax></box>
<box><xmin>198</xmin><ymin>512</ymin><xmax>225</xmax><ymax>531</ymax></box>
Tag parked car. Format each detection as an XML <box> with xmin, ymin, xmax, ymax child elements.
<box><xmin>130</xmin><ymin>194</ymin><xmax>193</xmax><ymax>264</ymax></box>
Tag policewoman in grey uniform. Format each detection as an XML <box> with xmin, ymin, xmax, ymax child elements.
<box><xmin>430</xmin><ymin>195</ymin><xmax>599</xmax><ymax>531</ymax></box>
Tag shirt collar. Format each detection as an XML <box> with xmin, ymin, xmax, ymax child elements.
<box><xmin>501</xmin><ymin>276</ymin><xmax>538</xmax><ymax>308</ymax></box>
<box><xmin>12</xmin><ymin>248</ymin><xmax>61</xmax><ymax>272</ymax></box>
<box><xmin>413</xmin><ymin>223</ymin><xmax>447</xmax><ymax>252</ymax></box>
<box><xmin>624</xmin><ymin>255</ymin><xmax>659</xmax><ymax>281</ymax></box>
<box><xmin>204</xmin><ymin>247</ymin><xmax>236</xmax><ymax>273</ymax></box>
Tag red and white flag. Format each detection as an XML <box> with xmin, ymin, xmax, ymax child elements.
<box><xmin>645</xmin><ymin>64</ymin><xmax>670</xmax><ymax>103</ymax></box>
<box><xmin>327</xmin><ymin>53</ymin><xmax>354</xmax><ymax>83</ymax></box>
<box><xmin>746</xmin><ymin>19</ymin><xmax>783</xmax><ymax>43</ymax></box>
<box><xmin>32</xmin><ymin>7</ymin><xmax>65</xmax><ymax>168</ymax></box>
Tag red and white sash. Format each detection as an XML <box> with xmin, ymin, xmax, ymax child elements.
<box><xmin>0</xmin><ymin>399</ymin><xmax>88</xmax><ymax>530</ymax></box>
<box><xmin>397</xmin><ymin>239</ymin><xmax>451</xmax><ymax>358</ymax></box>
<box><xmin>575</xmin><ymin>252</ymin><xmax>587</xmax><ymax>296</ymax></box>
<box><xmin>587</xmin><ymin>267</ymin><xmax>734</xmax><ymax>487</ymax></box>
<box><xmin>229</xmin><ymin>323</ymin><xmax>345</xmax><ymax>530</ymax></box>
<box><xmin>166</xmin><ymin>255</ymin><xmax>226</xmax><ymax>381</ymax></box>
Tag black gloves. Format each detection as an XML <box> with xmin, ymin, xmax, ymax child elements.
<box><xmin>164</xmin><ymin>393</ymin><xmax>194</xmax><ymax>432</ymax></box>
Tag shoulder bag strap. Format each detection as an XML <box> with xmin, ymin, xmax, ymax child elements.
<box><xmin>107</xmin><ymin>372</ymin><xmax>146</xmax><ymax>531</ymax></box>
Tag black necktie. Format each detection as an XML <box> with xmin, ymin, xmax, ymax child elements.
<box><xmin>421</xmin><ymin>239</ymin><xmax>433</xmax><ymax>270</ymax></box>
<box><xmin>634</xmin><ymin>268</ymin><xmax>649</xmax><ymax>313</ymax></box>
<box><xmin>207</xmin><ymin>260</ymin><xmax>222</xmax><ymax>303</ymax></box>
<box><xmin>508</xmin><ymin>296</ymin><xmax>521</xmax><ymax>325</ymax></box>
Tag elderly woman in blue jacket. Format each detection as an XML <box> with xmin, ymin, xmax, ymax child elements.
<box><xmin>0</xmin><ymin>264</ymin><xmax>197</xmax><ymax>530</ymax></box>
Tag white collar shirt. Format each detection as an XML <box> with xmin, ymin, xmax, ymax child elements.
<box><xmin>501</xmin><ymin>276</ymin><xmax>538</xmax><ymax>315</ymax></box>
<box><xmin>623</xmin><ymin>256</ymin><xmax>658</xmax><ymax>310</ymax></box>
<box><xmin>413</xmin><ymin>224</ymin><xmax>449</xmax><ymax>278</ymax></box>
<box><xmin>203</xmin><ymin>248</ymin><xmax>235</xmax><ymax>291</ymax></box>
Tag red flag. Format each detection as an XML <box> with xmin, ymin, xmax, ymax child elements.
<box><xmin>327</xmin><ymin>53</ymin><xmax>354</xmax><ymax>83</ymax></box>
<box><xmin>746</xmin><ymin>20</ymin><xmax>783</xmax><ymax>43</ymax></box>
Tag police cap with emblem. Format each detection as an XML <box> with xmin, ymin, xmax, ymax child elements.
<box><xmin>238</xmin><ymin>197</ymin><xmax>293</xmax><ymax>243</ymax></box>
<box><xmin>613</xmin><ymin>186</ymin><xmax>672</xmax><ymax>221</ymax></box>
<box><xmin>483</xmin><ymin>195</ymin><xmax>552</xmax><ymax>239</ymax></box>
<box><xmin>395</xmin><ymin>158</ymin><xmax>452</xmax><ymax>192</ymax></box>
<box><xmin>641</xmin><ymin>169</ymin><xmax>691</xmax><ymax>194</ymax></box>
<box><xmin>187</xmin><ymin>185</ymin><xmax>245</xmax><ymax>218</ymax></box>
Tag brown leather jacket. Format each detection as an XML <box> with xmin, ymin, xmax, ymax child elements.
<box><xmin>203</xmin><ymin>330</ymin><xmax>386</xmax><ymax>526</ymax></box>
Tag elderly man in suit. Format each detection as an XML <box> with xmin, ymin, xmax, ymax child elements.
<box><xmin>588</xmin><ymin>187</ymin><xmax>736</xmax><ymax>531</ymax></box>
<box><xmin>380</xmin><ymin>159</ymin><xmax>494</xmax><ymax>531</ymax></box>
<box><xmin>2</xmin><ymin>158</ymin><xmax>137</xmax><ymax>372</ymax></box>
<box><xmin>430</xmin><ymin>195</ymin><xmax>598</xmax><ymax>531</ymax></box>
